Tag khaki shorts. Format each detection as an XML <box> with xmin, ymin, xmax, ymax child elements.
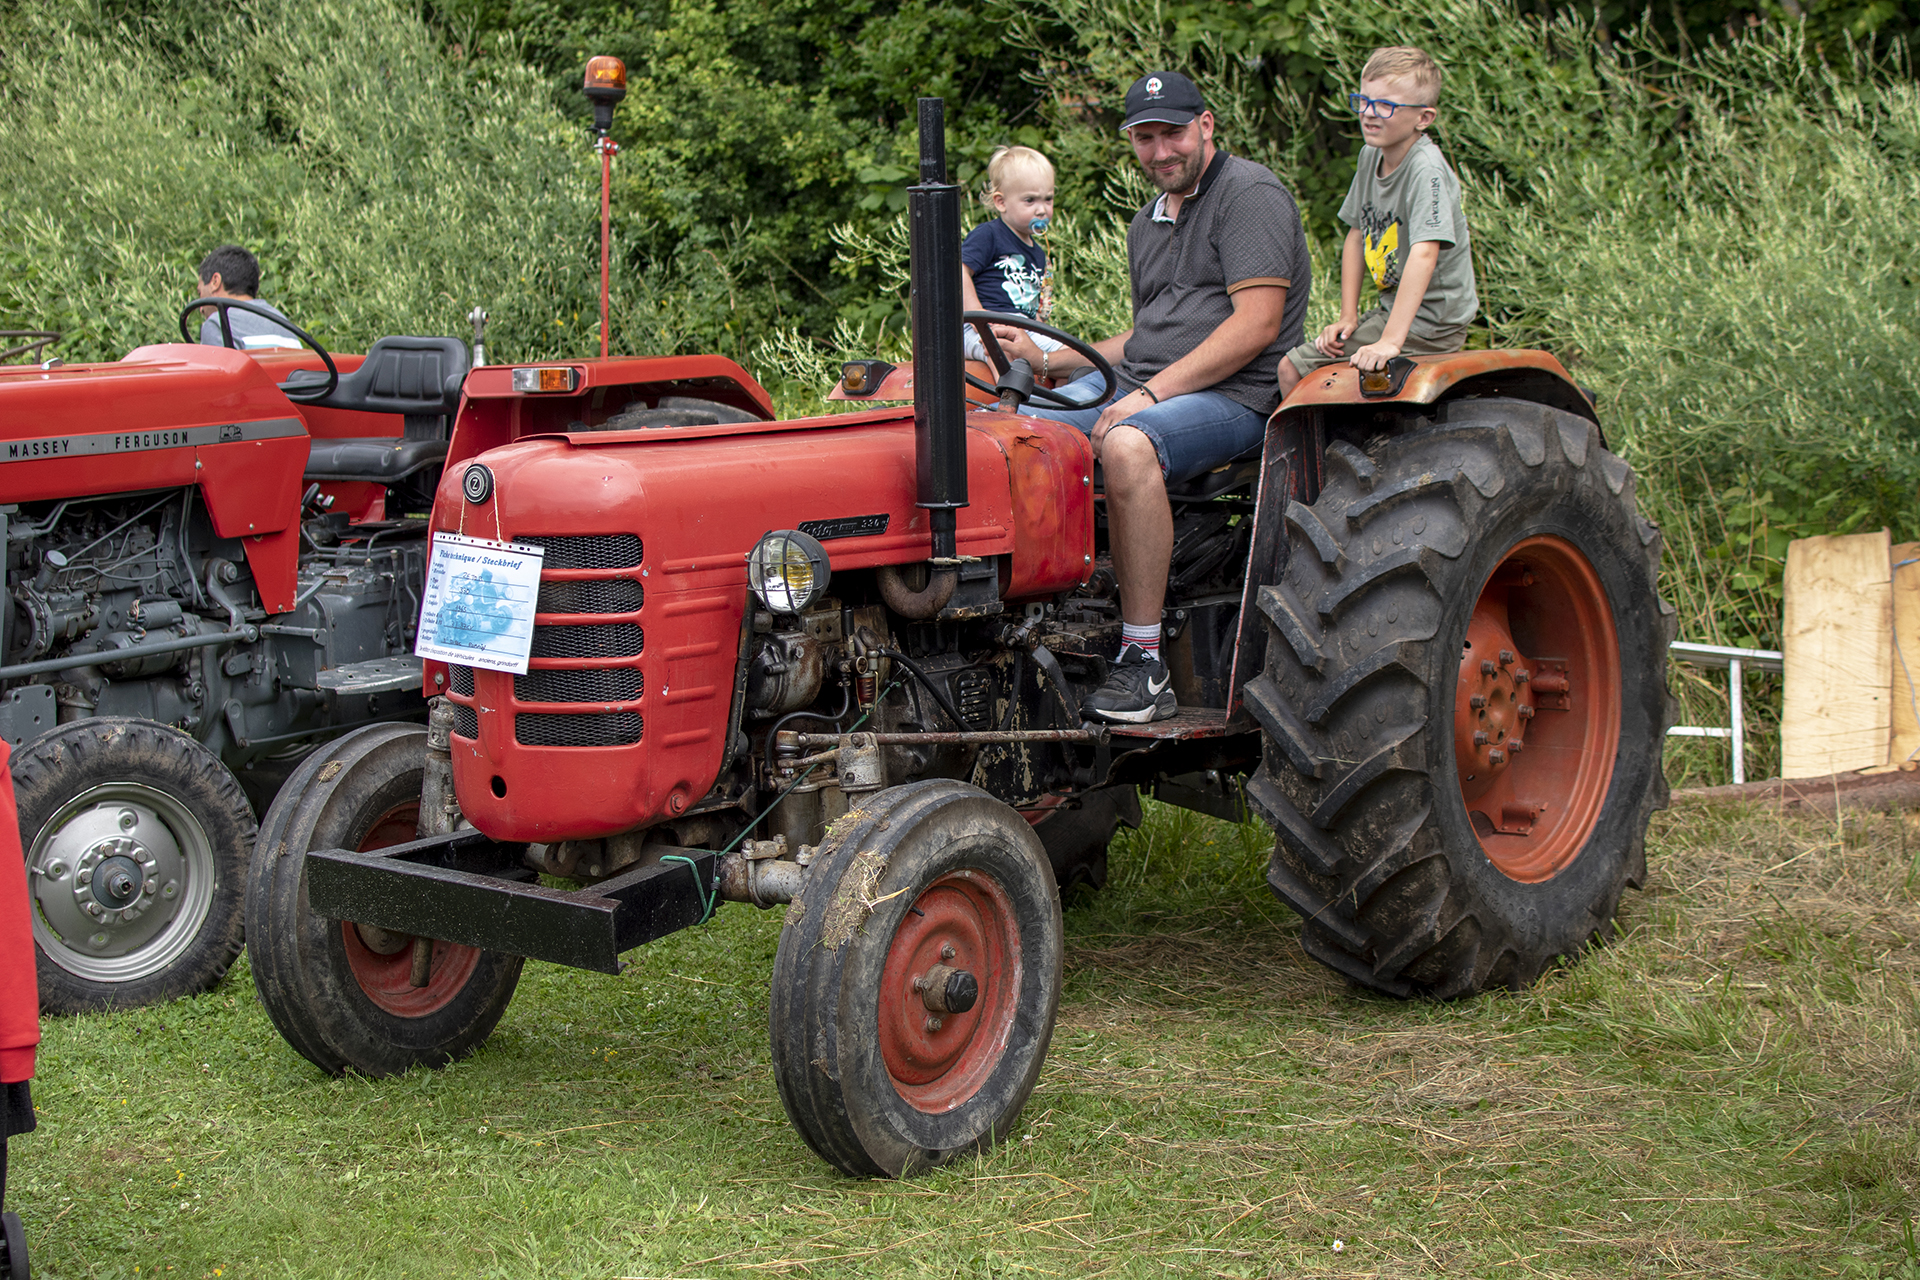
<box><xmin>1284</xmin><ymin>303</ymin><xmax>1468</xmax><ymax>377</ymax></box>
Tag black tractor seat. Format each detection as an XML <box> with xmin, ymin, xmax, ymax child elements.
<box><xmin>304</xmin><ymin>437</ymin><xmax>450</xmax><ymax>483</ymax></box>
<box><xmin>280</xmin><ymin>335</ymin><xmax>469</xmax><ymax>416</ymax></box>
<box><xmin>286</xmin><ymin>335</ymin><xmax>469</xmax><ymax>485</ymax></box>
<box><xmin>1090</xmin><ymin>451</ymin><xmax>1262</xmax><ymax>505</ymax></box>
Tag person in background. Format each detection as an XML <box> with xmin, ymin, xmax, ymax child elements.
<box><xmin>1279</xmin><ymin>45</ymin><xmax>1478</xmax><ymax>393</ymax></box>
<box><xmin>192</xmin><ymin>245</ymin><xmax>304</xmax><ymax>350</ymax></box>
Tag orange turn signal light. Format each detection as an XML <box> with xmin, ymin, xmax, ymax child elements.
<box><xmin>511</xmin><ymin>366</ymin><xmax>581</xmax><ymax>393</ymax></box>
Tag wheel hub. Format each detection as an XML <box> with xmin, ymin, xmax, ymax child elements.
<box><xmin>878</xmin><ymin>870</ymin><xmax>1021</xmax><ymax>1111</ymax></box>
<box><xmin>30</xmin><ymin>796</ymin><xmax>198</xmax><ymax>967</ymax></box>
<box><xmin>1453</xmin><ymin>538</ymin><xmax>1622</xmax><ymax>883</ymax></box>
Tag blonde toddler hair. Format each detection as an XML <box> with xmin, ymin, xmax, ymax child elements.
<box><xmin>981</xmin><ymin>145</ymin><xmax>1055</xmax><ymax>209</ymax></box>
<box><xmin>1362</xmin><ymin>46</ymin><xmax>1443</xmax><ymax>106</ymax></box>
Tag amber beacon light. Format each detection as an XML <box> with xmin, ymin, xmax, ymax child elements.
<box><xmin>583</xmin><ymin>56</ymin><xmax>628</xmax><ymax>358</ymax></box>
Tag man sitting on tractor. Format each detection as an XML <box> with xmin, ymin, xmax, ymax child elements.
<box><xmin>991</xmin><ymin>70</ymin><xmax>1310</xmax><ymax>723</ymax></box>
<box><xmin>192</xmin><ymin>244</ymin><xmax>304</xmax><ymax>350</ymax></box>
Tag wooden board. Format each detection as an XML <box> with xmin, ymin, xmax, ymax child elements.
<box><xmin>1781</xmin><ymin>530</ymin><xmax>1892</xmax><ymax>779</ymax></box>
<box><xmin>1893</xmin><ymin>541</ymin><xmax>1920</xmax><ymax>767</ymax></box>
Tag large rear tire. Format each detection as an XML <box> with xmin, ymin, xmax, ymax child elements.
<box><xmin>15</xmin><ymin>719</ymin><xmax>254</xmax><ymax>1014</ymax></box>
<box><xmin>1244</xmin><ymin>400</ymin><xmax>1672</xmax><ymax>997</ymax></box>
<box><xmin>247</xmin><ymin>722</ymin><xmax>522</xmax><ymax>1076</ymax></box>
<box><xmin>771</xmin><ymin>779</ymin><xmax>1062</xmax><ymax>1177</ymax></box>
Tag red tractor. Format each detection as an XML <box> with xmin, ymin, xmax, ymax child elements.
<box><xmin>0</xmin><ymin>303</ymin><xmax>469</xmax><ymax>1012</ymax></box>
<box><xmin>252</xmin><ymin>101</ymin><xmax>1670</xmax><ymax>1177</ymax></box>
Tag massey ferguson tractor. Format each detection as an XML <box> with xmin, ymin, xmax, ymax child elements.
<box><xmin>250</xmin><ymin>100</ymin><xmax>1670</xmax><ymax>1178</ymax></box>
<box><xmin>0</xmin><ymin>303</ymin><xmax>470</xmax><ymax>1012</ymax></box>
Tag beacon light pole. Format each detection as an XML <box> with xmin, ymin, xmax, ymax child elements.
<box><xmin>582</xmin><ymin>56</ymin><xmax>628</xmax><ymax>359</ymax></box>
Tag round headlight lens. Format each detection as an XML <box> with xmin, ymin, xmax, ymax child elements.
<box><xmin>746</xmin><ymin>530</ymin><xmax>831</xmax><ymax>615</ymax></box>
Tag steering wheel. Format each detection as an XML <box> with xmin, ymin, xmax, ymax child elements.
<box><xmin>962</xmin><ymin>311</ymin><xmax>1116</xmax><ymax>411</ymax></box>
<box><xmin>178</xmin><ymin>297</ymin><xmax>339</xmax><ymax>404</ymax></box>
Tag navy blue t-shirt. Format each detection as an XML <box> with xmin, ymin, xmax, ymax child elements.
<box><xmin>962</xmin><ymin>219</ymin><xmax>1047</xmax><ymax>317</ymax></box>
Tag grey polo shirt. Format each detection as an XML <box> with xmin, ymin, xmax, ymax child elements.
<box><xmin>1119</xmin><ymin>151</ymin><xmax>1309</xmax><ymax>415</ymax></box>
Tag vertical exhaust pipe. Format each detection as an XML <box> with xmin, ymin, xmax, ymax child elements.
<box><xmin>884</xmin><ymin>97</ymin><xmax>965</xmax><ymax>620</ymax></box>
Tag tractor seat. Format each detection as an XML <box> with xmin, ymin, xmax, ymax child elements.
<box><xmin>1090</xmin><ymin>451</ymin><xmax>1262</xmax><ymax>504</ymax></box>
<box><xmin>304</xmin><ymin>437</ymin><xmax>449</xmax><ymax>484</ymax></box>
<box><xmin>279</xmin><ymin>335</ymin><xmax>470</xmax><ymax>416</ymax></box>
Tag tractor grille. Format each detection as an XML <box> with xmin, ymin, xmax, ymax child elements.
<box><xmin>530</xmin><ymin>623</ymin><xmax>643</xmax><ymax>660</ymax></box>
<box><xmin>448</xmin><ymin>664</ymin><xmax>474</xmax><ymax>696</ymax></box>
<box><xmin>514</xmin><ymin>667</ymin><xmax>642</xmax><ymax>704</ymax></box>
<box><xmin>536</xmin><ymin>578</ymin><xmax>643</xmax><ymax>615</ymax></box>
<box><xmin>515</xmin><ymin>711</ymin><xmax>643</xmax><ymax>747</ymax></box>
<box><xmin>517</xmin><ymin>533</ymin><xmax>642</xmax><ymax>571</ymax></box>
<box><xmin>450</xmin><ymin>703</ymin><xmax>478</xmax><ymax>740</ymax></box>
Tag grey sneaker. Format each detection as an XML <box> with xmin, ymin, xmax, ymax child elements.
<box><xmin>1085</xmin><ymin>644</ymin><xmax>1177</xmax><ymax>724</ymax></box>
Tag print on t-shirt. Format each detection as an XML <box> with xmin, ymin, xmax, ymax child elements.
<box><xmin>1358</xmin><ymin>203</ymin><xmax>1403</xmax><ymax>292</ymax></box>
<box><xmin>994</xmin><ymin>254</ymin><xmax>1044</xmax><ymax>316</ymax></box>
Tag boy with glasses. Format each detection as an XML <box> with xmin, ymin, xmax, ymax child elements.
<box><xmin>1278</xmin><ymin>46</ymin><xmax>1477</xmax><ymax>395</ymax></box>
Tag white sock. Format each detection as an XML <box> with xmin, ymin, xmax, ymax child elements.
<box><xmin>1119</xmin><ymin>622</ymin><xmax>1161</xmax><ymax>662</ymax></box>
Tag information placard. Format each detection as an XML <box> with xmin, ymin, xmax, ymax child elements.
<box><xmin>414</xmin><ymin>531</ymin><xmax>545</xmax><ymax>674</ymax></box>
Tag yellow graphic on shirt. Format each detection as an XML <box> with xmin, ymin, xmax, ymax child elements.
<box><xmin>1364</xmin><ymin>218</ymin><xmax>1401</xmax><ymax>291</ymax></box>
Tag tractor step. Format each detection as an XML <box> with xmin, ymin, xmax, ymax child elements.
<box><xmin>316</xmin><ymin>654</ymin><xmax>424</xmax><ymax>695</ymax></box>
<box><xmin>304</xmin><ymin>828</ymin><xmax>717</xmax><ymax>973</ymax></box>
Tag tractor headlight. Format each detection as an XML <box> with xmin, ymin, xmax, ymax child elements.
<box><xmin>746</xmin><ymin>530</ymin><xmax>830</xmax><ymax>615</ymax></box>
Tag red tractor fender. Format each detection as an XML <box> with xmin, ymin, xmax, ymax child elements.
<box><xmin>1273</xmin><ymin>348</ymin><xmax>1598</xmax><ymax>429</ymax></box>
<box><xmin>0</xmin><ymin>344</ymin><xmax>319</xmax><ymax>610</ymax></box>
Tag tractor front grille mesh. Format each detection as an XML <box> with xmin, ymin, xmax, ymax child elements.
<box><xmin>515</xmin><ymin>711</ymin><xmax>643</xmax><ymax>747</ymax></box>
<box><xmin>529</xmin><ymin>623</ymin><xmax>643</xmax><ymax>659</ymax></box>
<box><xmin>450</xmin><ymin>703</ymin><xmax>478</xmax><ymax>740</ymax></box>
<box><xmin>448</xmin><ymin>664</ymin><xmax>474</xmax><ymax>696</ymax></box>
<box><xmin>514</xmin><ymin>667</ymin><xmax>642</xmax><ymax>704</ymax></box>
<box><xmin>536</xmin><ymin>577</ymin><xmax>643</xmax><ymax>615</ymax></box>
<box><xmin>516</xmin><ymin>533</ymin><xmax>642</xmax><ymax>571</ymax></box>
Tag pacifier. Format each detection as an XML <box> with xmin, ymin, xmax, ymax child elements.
<box><xmin>1029</xmin><ymin>216</ymin><xmax>1050</xmax><ymax>234</ymax></box>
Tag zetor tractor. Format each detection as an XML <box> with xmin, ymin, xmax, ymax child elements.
<box><xmin>0</xmin><ymin>302</ymin><xmax>469</xmax><ymax>1012</ymax></box>
<box><xmin>253</xmin><ymin>101</ymin><xmax>1671</xmax><ymax>1178</ymax></box>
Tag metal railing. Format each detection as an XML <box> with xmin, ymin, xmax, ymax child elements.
<box><xmin>1667</xmin><ymin>641</ymin><xmax>1784</xmax><ymax>785</ymax></box>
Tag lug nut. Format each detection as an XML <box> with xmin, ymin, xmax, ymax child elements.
<box><xmin>940</xmin><ymin>944</ymin><xmax>955</xmax><ymax>960</ymax></box>
<box><xmin>1515</xmin><ymin>671</ymin><xmax>1531</xmax><ymax>684</ymax></box>
<box><xmin>1470</xmin><ymin>695</ymin><xmax>1486</xmax><ymax>709</ymax></box>
<box><xmin>1480</xmin><ymin>660</ymin><xmax>1497</xmax><ymax>675</ymax></box>
<box><xmin>1489</xmin><ymin>749</ymin><xmax>1506</xmax><ymax>764</ymax></box>
<box><xmin>1473</xmin><ymin>731</ymin><xmax>1489</xmax><ymax>747</ymax></box>
<box><xmin>924</xmin><ymin>1016</ymin><xmax>943</xmax><ymax>1033</ymax></box>
<box><xmin>1507</xmin><ymin>739</ymin><xmax>1524</xmax><ymax>752</ymax></box>
<box><xmin>1518</xmin><ymin>705</ymin><xmax>1534</xmax><ymax>719</ymax></box>
<box><xmin>1499</xmin><ymin>650</ymin><xmax>1514</xmax><ymax>665</ymax></box>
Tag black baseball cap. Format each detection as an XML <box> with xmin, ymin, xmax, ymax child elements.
<box><xmin>1119</xmin><ymin>71</ymin><xmax>1207</xmax><ymax>132</ymax></box>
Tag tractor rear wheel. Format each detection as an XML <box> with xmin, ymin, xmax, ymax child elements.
<box><xmin>247</xmin><ymin>722</ymin><xmax>522</xmax><ymax>1076</ymax></box>
<box><xmin>15</xmin><ymin>719</ymin><xmax>254</xmax><ymax>1014</ymax></box>
<box><xmin>1244</xmin><ymin>399</ymin><xmax>1672</xmax><ymax>997</ymax></box>
<box><xmin>771</xmin><ymin>779</ymin><xmax>1062</xmax><ymax>1177</ymax></box>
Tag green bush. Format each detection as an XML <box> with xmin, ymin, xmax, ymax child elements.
<box><xmin>0</xmin><ymin>0</ymin><xmax>642</xmax><ymax>363</ymax></box>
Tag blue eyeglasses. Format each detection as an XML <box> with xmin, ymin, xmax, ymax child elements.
<box><xmin>1348</xmin><ymin>93</ymin><xmax>1432</xmax><ymax>118</ymax></box>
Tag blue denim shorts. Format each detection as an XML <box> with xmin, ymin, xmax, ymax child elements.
<box><xmin>1021</xmin><ymin>373</ymin><xmax>1268</xmax><ymax>485</ymax></box>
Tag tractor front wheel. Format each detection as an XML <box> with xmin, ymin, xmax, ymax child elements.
<box><xmin>1245</xmin><ymin>399</ymin><xmax>1673</xmax><ymax>997</ymax></box>
<box><xmin>247</xmin><ymin>722</ymin><xmax>522</xmax><ymax>1076</ymax></box>
<box><xmin>771</xmin><ymin>779</ymin><xmax>1062</xmax><ymax>1177</ymax></box>
<box><xmin>15</xmin><ymin>719</ymin><xmax>254</xmax><ymax>1014</ymax></box>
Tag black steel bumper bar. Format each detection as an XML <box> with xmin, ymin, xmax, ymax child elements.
<box><xmin>304</xmin><ymin>828</ymin><xmax>718</xmax><ymax>975</ymax></box>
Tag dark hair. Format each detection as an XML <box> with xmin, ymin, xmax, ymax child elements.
<box><xmin>196</xmin><ymin>245</ymin><xmax>260</xmax><ymax>296</ymax></box>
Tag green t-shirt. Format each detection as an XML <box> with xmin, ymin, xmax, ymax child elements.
<box><xmin>1337</xmin><ymin>135</ymin><xmax>1478</xmax><ymax>331</ymax></box>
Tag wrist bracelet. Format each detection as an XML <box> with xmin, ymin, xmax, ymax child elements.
<box><xmin>1041</xmin><ymin>348</ymin><xmax>1050</xmax><ymax>379</ymax></box>
<box><xmin>1139</xmin><ymin>384</ymin><xmax>1160</xmax><ymax>404</ymax></box>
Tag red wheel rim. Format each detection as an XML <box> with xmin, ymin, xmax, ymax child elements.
<box><xmin>339</xmin><ymin>802</ymin><xmax>483</xmax><ymax>1017</ymax></box>
<box><xmin>877</xmin><ymin>869</ymin><xmax>1022</xmax><ymax>1113</ymax></box>
<box><xmin>1454</xmin><ymin>536</ymin><xmax>1621</xmax><ymax>883</ymax></box>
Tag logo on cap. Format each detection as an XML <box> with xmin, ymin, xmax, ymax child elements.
<box><xmin>1146</xmin><ymin>76</ymin><xmax>1163</xmax><ymax>97</ymax></box>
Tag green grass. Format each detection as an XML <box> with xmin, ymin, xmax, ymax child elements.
<box><xmin>16</xmin><ymin>798</ymin><xmax>1920</xmax><ymax>1278</ymax></box>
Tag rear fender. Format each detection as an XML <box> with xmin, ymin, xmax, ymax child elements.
<box><xmin>1222</xmin><ymin>350</ymin><xmax>1599</xmax><ymax>728</ymax></box>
